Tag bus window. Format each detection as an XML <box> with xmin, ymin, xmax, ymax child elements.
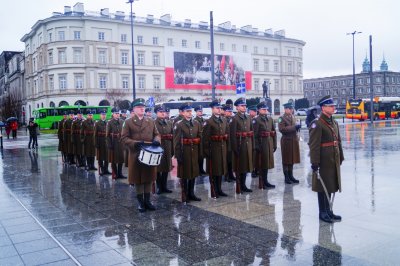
<box><xmin>39</xmin><ymin>112</ymin><xmax>47</xmax><ymax>118</ymax></box>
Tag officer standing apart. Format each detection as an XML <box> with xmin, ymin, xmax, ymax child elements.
<box><xmin>154</xmin><ymin>104</ymin><xmax>173</xmax><ymax>194</ymax></box>
<box><xmin>278</xmin><ymin>102</ymin><xmax>301</xmax><ymax>184</ymax></box>
<box><xmin>309</xmin><ymin>96</ymin><xmax>344</xmax><ymax>223</ymax></box>
<box><xmin>106</xmin><ymin>108</ymin><xmax>126</xmax><ymax>180</ymax></box>
<box><xmin>121</xmin><ymin>99</ymin><xmax>161</xmax><ymax>212</ymax></box>
<box><xmin>194</xmin><ymin>105</ymin><xmax>206</xmax><ymax>175</ymax></box>
<box><xmin>94</xmin><ymin>110</ymin><xmax>110</xmax><ymax>175</ymax></box>
<box><xmin>253</xmin><ymin>101</ymin><xmax>277</xmax><ymax>189</ymax></box>
<box><xmin>173</xmin><ymin>103</ymin><xmax>202</xmax><ymax>203</ymax></box>
<box><xmin>230</xmin><ymin>97</ymin><xmax>254</xmax><ymax>193</ymax></box>
<box><xmin>80</xmin><ymin>111</ymin><xmax>97</xmax><ymax>171</ymax></box>
<box><xmin>202</xmin><ymin>100</ymin><xmax>229</xmax><ymax>198</ymax></box>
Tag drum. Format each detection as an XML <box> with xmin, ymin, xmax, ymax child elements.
<box><xmin>138</xmin><ymin>145</ymin><xmax>164</xmax><ymax>166</ymax></box>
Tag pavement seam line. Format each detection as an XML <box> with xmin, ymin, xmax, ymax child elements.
<box><xmin>3</xmin><ymin>186</ymin><xmax>82</xmax><ymax>266</ymax></box>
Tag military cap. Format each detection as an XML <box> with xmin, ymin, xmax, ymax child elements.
<box><xmin>62</xmin><ymin>111</ymin><xmax>68</xmax><ymax>115</ymax></box>
<box><xmin>100</xmin><ymin>109</ymin><xmax>107</xmax><ymax>115</ymax></box>
<box><xmin>318</xmin><ymin>95</ymin><xmax>336</xmax><ymax>107</ymax></box>
<box><xmin>75</xmin><ymin>110</ymin><xmax>82</xmax><ymax>115</ymax></box>
<box><xmin>209</xmin><ymin>100</ymin><xmax>222</xmax><ymax>108</ymax></box>
<box><xmin>283</xmin><ymin>102</ymin><xmax>294</xmax><ymax>109</ymax></box>
<box><xmin>111</xmin><ymin>107</ymin><xmax>120</xmax><ymax>113</ymax></box>
<box><xmin>121</xmin><ymin>109</ymin><xmax>127</xmax><ymax>114</ymax></box>
<box><xmin>87</xmin><ymin>110</ymin><xmax>94</xmax><ymax>115</ymax></box>
<box><xmin>145</xmin><ymin>107</ymin><xmax>152</xmax><ymax>113</ymax></box>
<box><xmin>248</xmin><ymin>105</ymin><xmax>257</xmax><ymax>112</ymax></box>
<box><xmin>234</xmin><ymin>97</ymin><xmax>247</xmax><ymax>106</ymax></box>
<box><xmin>154</xmin><ymin>104</ymin><xmax>166</xmax><ymax>113</ymax></box>
<box><xmin>222</xmin><ymin>104</ymin><xmax>233</xmax><ymax>112</ymax></box>
<box><xmin>69</xmin><ymin>110</ymin><xmax>74</xmax><ymax>115</ymax></box>
<box><xmin>29</xmin><ymin>117</ymin><xmax>35</xmax><ymax>121</ymax></box>
<box><xmin>257</xmin><ymin>101</ymin><xmax>268</xmax><ymax>110</ymax></box>
<box><xmin>179</xmin><ymin>102</ymin><xmax>192</xmax><ymax>111</ymax></box>
<box><xmin>226</xmin><ymin>99</ymin><xmax>233</xmax><ymax>105</ymax></box>
<box><xmin>194</xmin><ymin>105</ymin><xmax>203</xmax><ymax>112</ymax></box>
<box><xmin>131</xmin><ymin>98</ymin><xmax>146</xmax><ymax>108</ymax></box>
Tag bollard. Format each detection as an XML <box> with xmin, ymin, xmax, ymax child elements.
<box><xmin>0</xmin><ymin>135</ymin><xmax>3</xmax><ymax>149</ymax></box>
<box><xmin>343</xmin><ymin>117</ymin><xmax>344</xmax><ymax>123</ymax></box>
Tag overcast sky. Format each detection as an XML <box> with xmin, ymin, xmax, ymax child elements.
<box><xmin>1</xmin><ymin>0</ymin><xmax>398</xmax><ymax>79</ymax></box>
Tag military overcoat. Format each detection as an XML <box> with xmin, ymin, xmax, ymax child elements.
<box><xmin>308</xmin><ymin>113</ymin><xmax>344</xmax><ymax>193</ymax></box>
<box><xmin>57</xmin><ymin>118</ymin><xmax>67</xmax><ymax>152</ymax></box>
<box><xmin>80</xmin><ymin>118</ymin><xmax>96</xmax><ymax>157</ymax></box>
<box><xmin>121</xmin><ymin>115</ymin><xmax>161</xmax><ymax>185</ymax></box>
<box><xmin>229</xmin><ymin>112</ymin><xmax>254</xmax><ymax>173</ymax></box>
<box><xmin>63</xmin><ymin>119</ymin><xmax>74</xmax><ymax>154</ymax></box>
<box><xmin>173</xmin><ymin>119</ymin><xmax>201</xmax><ymax>179</ymax></box>
<box><xmin>94</xmin><ymin>120</ymin><xmax>108</xmax><ymax>161</ymax></box>
<box><xmin>253</xmin><ymin>114</ymin><xmax>277</xmax><ymax>170</ymax></box>
<box><xmin>71</xmin><ymin>119</ymin><xmax>84</xmax><ymax>155</ymax></box>
<box><xmin>155</xmin><ymin>118</ymin><xmax>173</xmax><ymax>173</ymax></box>
<box><xmin>106</xmin><ymin>118</ymin><xmax>125</xmax><ymax>164</ymax></box>
<box><xmin>278</xmin><ymin>113</ymin><xmax>300</xmax><ymax>165</ymax></box>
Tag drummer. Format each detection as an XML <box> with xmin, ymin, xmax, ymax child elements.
<box><xmin>121</xmin><ymin>98</ymin><xmax>161</xmax><ymax>212</ymax></box>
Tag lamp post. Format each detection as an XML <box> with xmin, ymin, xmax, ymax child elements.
<box><xmin>127</xmin><ymin>0</ymin><xmax>136</xmax><ymax>100</ymax></box>
<box><xmin>347</xmin><ymin>31</ymin><xmax>362</xmax><ymax>100</ymax></box>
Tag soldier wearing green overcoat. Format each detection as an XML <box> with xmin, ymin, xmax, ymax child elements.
<box><xmin>58</xmin><ymin>112</ymin><xmax>68</xmax><ymax>162</ymax></box>
<box><xmin>80</xmin><ymin>111</ymin><xmax>97</xmax><ymax>171</ymax></box>
<box><xmin>71</xmin><ymin>111</ymin><xmax>85</xmax><ymax>167</ymax></box>
<box><xmin>94</xmin><ymin>110</ymin><xmax>110</xmax><ymax>175</ymax></box>
<box><xmin>106</xmin><ymin>108</ymin><xmax>126</xmax><ymax>180</ymax></box>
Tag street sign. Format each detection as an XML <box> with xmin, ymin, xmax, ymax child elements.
<box><xmin>147</xmin><ymin>96</ymin><xmax>155</xmax><ymax>107</ymax></box>
<box><xmin>236</xmin><ymin>82</ymin><xmax>246</xmax><ymax>95</ymax></box>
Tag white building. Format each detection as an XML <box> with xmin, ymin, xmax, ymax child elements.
<box><xmin>21</xmin><ymin>3</ymin><xmax>305</xmax><ymax>117</ymax></box>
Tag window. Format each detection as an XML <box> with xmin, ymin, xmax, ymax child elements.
<box><xmin>243</xmin><ymin>45</ymin><xmax>247</xmax><ymax>53</ymax></box>
<box><xmin>333</xmin><ymin>89</ymin><xmax>338</xmax><ymax>96</ymax></box>
<box><xmin>287</xmin><ymin>62</ymin><xmax>292</xmax><ymax>73</ymax></box>
<box><xmin>152</xmin><ymin>37</ymin><xmax>158</xmax><ymax>45</ymax></box>
<box><xmin>99</xmin><ymin>75</ymin><xmax>107</xmax><ymax>89</ymax></box>
<box><xmin>254</xmin><ymin>79</ymin><xmax>259</xmax><ymax>91</ymax></box>
<box><xmin>121</xmin><ymin>34</ymin><xmax>127</xmax><ymax>43</ymax></box>
<box><xmin>122</xmin><ymin>76</ymin><xmax>129</xmax><ymax>89</ymax></box>
<box><xmin>74</xmin><ymin>31</ymin><xmax>81</xmax><ymax>40</ymax></box>
<box><xmin>58</xmin><ymin>31</ymin><xmax>65</xmax><ymax>41</ymax></box>
<box><xmin>264</xmin><ymin>60</ymin><xmax>269</xmax><ymax>72</ymax></box>
<box><xmin>254</xmin><ymin>46</ymin><xmax>258</xmax><ymax>54</ymax></box>
<box><xmin>208</xmin><ymin>42</ymin><xmax>211</xmax><ymax>50</ymax></box>
<box><xmin>59</xmin><ymin>75</ymin><xmax>67</xmax><ymax>90</ymax></box>
<box><xmin>98</xmin><ymin>32</ymin><xmax>105</xmax><ymax>41</ymax></box>
<box><xmin>288</xmin><ymin>80</ymin><xmax>293</xmax><ymax>91</ymax></box>
<box><xmin>138</xmin><ymin>75</ymin><xmax>145</xmax><ymax>89</ymax></box>
<box><xmin>153</xmin><ymin>76</ymin><xmax>161</xmax><ymax>90</ymax></box>
<box><xmin>253</xmin><ymin>59</ymin><xmax>259</xmax><ymax>71</ymax></box>
<box><xmin>137</xmin><ymin>35</ymin><xmax>143</xmax><ymax>44</ymax></box>
<box><xmin>49</xmin><ymin>76</ymin><xmax>54</xmax><ymax>91</ymax></box>
<box><xmin>73</xmin><ymin>49</ymin><xmax>83</xmax><ymax>63</ymax></box>
<box><xmin>121</xmin><ymin>51</ymin><xmax>128</xmax><ymax>65</ymax></box>
<box><xmin>298</xmin><ymin>63</ymin><xmax>302</xmax><ymax>74</ymax></box>
<box><xmin>274</xmin><ymin>61</ymin><xmax>279</xmax><ymax>72</ymax></box>
<box><xmin>152</xmin><ymin>53</ymin><xmax>160</xmax><ymax>66</ymax></box>
<box><xmin>342</xmin><ymin>89</ymin><xmax>346</xmax><ymax>95</ymax></box>
<box><xmin>358</xmin><ymin>88</ymin><xmax>363</xmax><ymax>93</ymax></box>
<box><xmin>220</xmin><ymin>43</ymin><xmax>225</xmax><ymax>51</ymax></box>
<box><xmin>48</xmin><ymin>51</ymin><xmax>53</xmax><ymax>65</ymax></box>
<box><xmin>274</xmin><ymin>79</ymin><xmax>280</xmax><ymax>91</ymax></box>
<box><xmin>182</xmin><ymin>39</ymin><xmax>187</xmax><ymax>48</ymax></box>
<box><xmin>98</xmin><ymin>50</ymin><xmax>107</xmax><ymax>64</ymax></box>
<box><xmin>358</xmin><ymin>78</ymin><xmax>363</xmax><ymax>85</ymax></box>
<box><xmin>58</xmin><ymin>50</ymin><xmax>66</xmax><ymax>64</ymax></box>
<box><xmin>137</xmin><ymin>51</ymin><xmax>145</xmax><ymax>65</ymax></box>
<box><xmin>167</xmin><ymin>38</ymin><xmax>173</xmax><ymax>46</ymax></box>
<box><xmin>288</xmin><ymin>49</ymin><xmax>292</xmax><ymax>56</ymax></box>
<box><xmin>48</xmin><ymin>33</ymin><xmax>52</xmax><ymax>42</ymax></box>
<box><xmin>298</xmin><ymin>48</ymin><xmax>302</xmax><ymax>57</ymax></box>
<box><xmin>264</xmin><ymin>47</ymin><xmax>268</xmax><ymax>55</ymax></box>
<box><xmin>274</xmin><ymin>48</ymin><xmax>278</xmax><ymax>55</ymax></box>
<box><xmin>232</xmin><ymin>44</ymin><xmax>236</xmax><ymax>52</ymax></box>
<box><xmin>195</xmin><ymin>41</ymin><xmax>201</xmax><ymax>49</ymax></box>
<box><xmin>75</xmin><ymin>75</ymin><xmax>83</xmax><ymax>89</ymax></box>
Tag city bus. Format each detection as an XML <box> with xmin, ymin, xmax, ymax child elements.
<box><xmin>32</xmin><ymin>105</ymin><xmax>112</xmax><ymax>129</ymax></box>
<box><xmin>346</xmin><ymin>97</ymin><xmax>400</xmax><ymax>121</ymax></box>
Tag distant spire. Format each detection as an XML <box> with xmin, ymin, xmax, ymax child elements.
<box><xmin>380</xmin><ymin>53</ymin><xmax>388</xmax><ymax>71</ymax></box>
<box><xmin>361</xmin><ymin>55</ymin><xmax>370</xmax><ymax>73</ymax></box>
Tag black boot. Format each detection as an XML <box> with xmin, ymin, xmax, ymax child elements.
<box><xmin>262</xmin><ymin>170</ymin><xmax>275</xmax><ymax>189</ymax></box>
<box><xmin>156</xmin><ymin>173</ymin><xmax>163</xmax><ymax>194</ymax></box>
<box><xmin>103</xmin><ymin>162</ymin><xmax>111</xmax><ymax>175</ymax></box>
<box><xmin>288</xmin><ymin>167</ymin><xmax>299</xmax><ymax>184</ymax></box>
<box><xmin>162</xmin><ymin>172</ymin><xmax>172</xmax><ymax>193</ymax></box>
<box><xmin>240</xmin><ymin>174</ymin><xmax>253</xmax><ymax>192</ymax></box>
<box><xmin>227</xmin><ymin>161</ymin><xmax>236</xmax><ymax>181</ymax></box>
<box><xmin>89</xmin><ymin>157</ymin><xmax>97</xmax><ymax>170</ymax></box>
<box><xmin>144</xmin><ymin>193</ymin><xmax>156</xmax><ymax>211</ymax></box>
<box><xmin>284</xmin><ymin>171</ymin><xmax>292</xmax><ymax>184</ymax></box>
<box><xmin>180</xmin><ymin>179</ymin><xmax>189</xmax><ymax>203</ymax></box>
<box><xmin>318</xmin><ymin>192</ymin><xmax>333</xmax><ymax>223</ymax></box>
<box><xmin>217</xmin><ymin>176</ymin><xmax>228</xmax><ymax>197</ymax></box>
<box><xmin>251</xmin><ymin>169</ymin><xmax>258</xmax><ymax>178</ymax></box>
<box><xmin>98</xmin><ymin>160</ymin><xmax>104</xmax><ymax>175</ymax></box>
<box><xmin>69</xmin><ymin>155</ymin><xmax>75</xmax><ymax>165</ymax></box>
<box><xmin>111</xmin><ymin>163</ymin><xmax>117</xmax><ymax>180</ymax></box>
<box><xmin>137</xmin><ymin>194</ymin><xmax>146</xmax><ymax>213</ymax></box>
<box><xmin>326</xmin><ymin>193</ymin><xmax>342</xmax><ymax>221</ymax></box>
<box><xmin>117</xmin><ymin>164</ymin><xmax>126</xmax><ymax>179</ymax></box>
<box><xmin>188</xmin><ymin>179</ymin><xmax>201</xmax><ymax>201</ymax></box>
<box><xmin>199</xmin><ymin>159</ymin><xmax>206</xmax><ymax>175</ymax></box>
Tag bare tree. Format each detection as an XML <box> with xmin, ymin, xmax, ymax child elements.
<box><xmin>105</xmin><ymin>89</ymin><xmax>129</xmax><ymax>107</ymax></box>
<box><xmin>0</xmin><ymin>90</ymin><xmax>23</xmax><ymax>122</ymax></box>
<box><xmin>153</xmin><ymin>93</ymin><xmax>168</xmax><ymax>104</ymax></box>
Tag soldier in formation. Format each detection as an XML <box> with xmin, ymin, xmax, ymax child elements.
<box><xmin>80</xmin><ymin>111</ymin><xmax>97</xmax><ymax>171</ymax></box>
<box><xmin>57</xmin><ymin>112</ymin><xmax>68</xmax><ymax>162</ymax></box>
<box><xmin>106</xmin><ymin>108</ymin><xmax>126</xmax><ymax>180</ymax></box>
<box><xmin>94</xmin><ymin>110</ymin><xmax>110</xmax><ymax>175</ymax></box>
<box><xmin>63</xmin><ymin>111</ymin><xmax>75</xmax><ymax>164</ymax></box>
<box><xmin>194</xmin><ymin>105</ymin><xmax>206</xmax><ymax>175</ymax></box>
<box><xmin>72</xmin><ymin>111</ymin><xmax>85</xmax><ymax>167</ymax></box>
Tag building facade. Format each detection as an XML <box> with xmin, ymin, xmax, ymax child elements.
<box><xmin>303</xmin><ymin>57</ymin><xmax>400</xmax><ymax>108</ymax></box>
<box><xmin>21</xmin><ymin>3</ymin><xmax>305</xmax><ymax>118</ymax></box>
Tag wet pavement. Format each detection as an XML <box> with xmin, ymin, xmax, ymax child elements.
<box><xmin>1</xmin><ymin>121</ymin><xmax>400</xmax><ymax>265</ymax></box>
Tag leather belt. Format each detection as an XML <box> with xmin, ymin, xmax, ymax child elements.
<box><xmin>211</xmin><ymin>134</ymin><xmax>228</xmax><ymax>141</ymax></box>
<box><xmin>65</xmin><ymin>129</ymin><xmax>72</xmax><ymax>132</ymax></box>
<box><xmin>161</xmin><ymin>134</ymin><xmax>173</xmax><ymax>140</ymax></box>
<box><xmin>84</xmin><ymin>130</ymin><xmax>94</xmax><ymax>134</ymax></box>
<box><xmin>321</xmin><ymin>141</ymin><xmax>338</xmax><ymax>147</ymax></box>
<box><xmin>97</xmin><ymin>132</ymin><xmax>106</xmax><ymax>136</ymax></box>
<box><xmin>260</xmin><ymin>131</ymin><xmax>276</xmax><ymax>137</ymax></box>
<box><xmin>73</xmin><ymin>130</ymin><xmax>81</xmax><ymax>134</ymax></box>
<box><xmin>110</xmin><ymin>133</ymin><xmax>120</xmax><ymax>138</ymax></box>
<box><xmin>236</xmin><ymin>131</ymin><xmax>254</xmax><ymax>138</ymax></box>
<box><xmin>182</xmin><ymin>138</ymin><xmax>201</xmax><ymax>145</ymax></box>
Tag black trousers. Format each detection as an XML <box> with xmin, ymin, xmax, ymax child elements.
<box><xmin>28</xmin><ymin>135</ymin><xmax>38</xmax><ymax>148</ymax></box>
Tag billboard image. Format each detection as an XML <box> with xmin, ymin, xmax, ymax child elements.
<box><xmin>165</xmin><ymin>51</ymin><xmax>252</xmax><ymax>90</ymax></box>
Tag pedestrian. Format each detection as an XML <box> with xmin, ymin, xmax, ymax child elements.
<box><xmin>230</xmin><ymin>97</ymin><xmax>254</xmax><ymax>193</ymax></box>
<box><xmin>253</xmin><ymin>101</ymin><xmax>277</xmax><ymax>189</ymax></box>
<box><xmin>11</xmin><ymin>120</ymin><xmax>18</xmax><ymax>139</ymax></box>
<box><xmin>80</xmin><ymin>111</ymin><xmax>97</xmax><ymax>171</ymax></box>
<box><xmin>278</xmin><ymin>102</ymin><xmax>301</xmax><ymax>184</ymax></box>
<box><xmin>194</xmin><ymin>105</ymin><xmax>206</xmax><ymax>175</ymax></box>
<box><xmin>202</xmin><ymin>99</ymin><xmax>229</xmax><ymax>198</ymax></box>
<box><xmin>106</xmin><ymin>108</ymin><xmax>126</xmax><ymax>180</ymax></box>
<box><xmin>309</xmin><ymin>95</ymin><xmax>344</xmax><ymax>223</ymax></box>
<box><xmin>173</xmin><ymin>102</ymin><xmax>202</xmax><ymax>203</ymax></box>
<box><xmin>94</xmin><ymin>110</ymin><xmax>111</xmax><ymax>175</ymax></box>
<box><xmin>154</xmin><ymin>104</ymin><xmax>173</xmax><ymax>194</ymax></box>
<box><xmin>27</xmin><ymin>118</ymin><xmax>38</xmax><ymax>150</ymax></box>
<box><xmin>121</xmin><ymin>98</ymin><xmax>161</xmax><ymax>212</ymax></box>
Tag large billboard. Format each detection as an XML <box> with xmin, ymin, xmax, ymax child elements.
<box><xmin>165</xmin><ymin>51</ymin><xmax>252</xmax><ymax>90</ymax></box>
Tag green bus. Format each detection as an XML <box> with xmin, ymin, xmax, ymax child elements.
<box><xmin>32</xmin><ymin>106</ymin><xmax>112</xmax><ymax>129</ymax></box>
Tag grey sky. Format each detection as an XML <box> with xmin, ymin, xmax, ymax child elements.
<box><xmin>1</xmin><ymin>0</ymin><xmax>398</xmax><ymax>79</ymax></box>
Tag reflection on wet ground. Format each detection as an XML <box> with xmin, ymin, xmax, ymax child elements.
<box><xmin>1</xmin><ymin>121</ymin><xmax>400</xmax><ymax>265</ymax></box>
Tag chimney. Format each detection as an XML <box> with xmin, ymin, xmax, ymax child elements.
<box><xmin>64</xmin><ymin>6</ymin><xmax>72</xmax><ymax>15</ymax></box>
<box><xmin>100</xmin><ymin>8</ymin><xmax>109</xmax><ymax>17</ymax></box>
<box><xmin>73</xmin><ymin>2</ymin><xmax>84</xmax><ymax>14</ymax></box>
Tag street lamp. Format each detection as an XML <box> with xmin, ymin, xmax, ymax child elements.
<box><xmin>347</xmin><ymin>31</ymin><xmax>362</xmax><ymax>100</ymax></box>
<box><xmin>127</xmin><ymin>0</ymin><xmax>137</xmax><ymax>100</ymax></box>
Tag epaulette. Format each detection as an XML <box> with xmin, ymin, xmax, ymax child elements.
<box><xmin>310</xmin><ymin>118</ymin><xmax>319</xmax><ymax>129</ymax></box>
